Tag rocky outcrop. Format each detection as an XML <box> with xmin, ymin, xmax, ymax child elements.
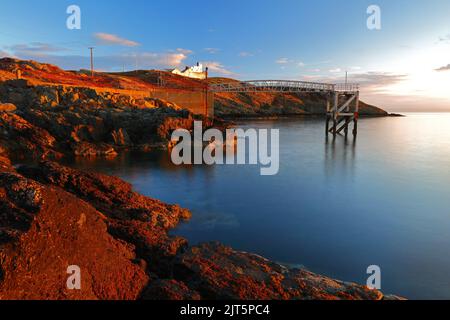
<box><xmin>213</xmin><ymin>91</ymin><xmax>388</xmax><ymax>118</ymax></box>
<box><xmin>17</xmin><ymin>161</ymin><xmax>191</xmax><ymax>277</ymax></box>
<box><xmin>0</xmin><ymin>84</ymin><xmax>202</xmax><ymax>160</ymax></box>
<box><xmin>0</xmin><ymin>170</ymin><xmax>149</xmax><ymax>300</ymax></box>
<box><xmin>0</xmin><ymin>112</ymin><xmax>62</xmax><ymax>161</ymax></box>
<box><xmin>174</xmin><ymin>242</ymin><xmax>382</xmax><ymax>300</ymax></box>
<box><xmin>0</xmin><ymin>66</ymin><xmax>208</xmax><ymax>160</ymax></box>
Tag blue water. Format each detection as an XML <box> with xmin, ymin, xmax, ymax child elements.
<box><xmin>71</xmin><ymin>113</ymin><xmax>450</xmax><ymax>299</ymax></box>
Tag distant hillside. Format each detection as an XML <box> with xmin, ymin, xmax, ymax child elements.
<box><xmin>0</xmin><ymin>58</ymin><xmax>388</xmax><ymax>118</ymax></box>
<box><xmin>208</xmin><ymin>77</ymin><xmax>388</xmax><ymax>118</ymax></box>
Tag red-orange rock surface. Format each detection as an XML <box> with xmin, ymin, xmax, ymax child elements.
<box><xmin>0</xmin><ymin>171</ymin><xmax>148</xmax><ymax>299</ymax></box>
<box><xmin>174</xmin><ymin>242</ymin><xmax>383</xmax><ymax>300</ymax></box>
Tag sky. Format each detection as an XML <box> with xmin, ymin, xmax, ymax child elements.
<box><xmin>0</xmin><ymin>0</ymin><xmax>449</xmax><ymax>112</ymax></box>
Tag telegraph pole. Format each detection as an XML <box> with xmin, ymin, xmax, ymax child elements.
<box><xmin>89</xmin><ymin>47</ymin><xmax>95</xmax><ymax>77</ymax></box>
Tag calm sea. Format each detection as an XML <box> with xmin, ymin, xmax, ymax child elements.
<box><xmin>70</xmin><ymin>113</ymin><xmax>450</xmax><ymax>299</ymax></box>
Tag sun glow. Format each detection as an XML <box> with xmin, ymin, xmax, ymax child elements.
<box><xmin>379</xmin><ymin>45</ymin><xmax>450</xmax><ymax>101</ymax></box>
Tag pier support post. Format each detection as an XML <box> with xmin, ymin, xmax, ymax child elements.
<box><xmin>326</xmin><ymin>89</ymin><xmax>359</xmax><ymax>137</ymax></box>
<box><xmin>326</xmin><ymin>97</ymin><xmax>331</xmax><ymax>134</ymax></box>
<box><xmin>353</xmin><ymin>91</ymin><xmax>359</xmax><ymax>136</ymax></box>
<box><xmin>332</xmin><ymin>92</ymin><xmax>338</xmax><ymax>136</ymax></box>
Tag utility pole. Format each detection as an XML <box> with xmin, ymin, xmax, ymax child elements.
<box><xmin>345</xmin><ymin>70</ymin><xmax>348</xmax><ymax>89</ymax></box>
<box><xmin>205</xmin><ymin>66</ymin><xmax>209</xmax><ymax>118</ymax></box>
<box><xmin>89</xmin><ymin>47</ymin><xmax>95</xmax><ymax>77</ymax></box>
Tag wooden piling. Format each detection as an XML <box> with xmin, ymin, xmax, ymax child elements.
<box><xmin>326</xmin><ymin>90</ymin><xmax>359</xmax><ymax>137</ymax></box>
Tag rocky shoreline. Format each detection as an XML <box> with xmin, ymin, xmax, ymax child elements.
<box><xmin>0</xmin><ymin>58</ymin><xmax>396</xmax><ymax>300</ymax></box>
<box><xmin>0</xmin><ymin>159</ymin><xmax>387</xmax><ymax>300</ymax></box>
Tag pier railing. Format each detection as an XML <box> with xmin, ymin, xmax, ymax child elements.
<box><xmin>209</xmin><ymin>80</ymin><xmax>359</xmax><ymax>94</ymax></box>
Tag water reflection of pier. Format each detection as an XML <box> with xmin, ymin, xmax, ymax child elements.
<box><xmin>324</xmin><ymin>135</ymin><xmax>357</xmax><ymax>179</ymax></box>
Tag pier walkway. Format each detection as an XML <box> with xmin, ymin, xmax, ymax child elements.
<box><xmin>209</xmin><ymin>80</ymin><xmax>360</xmax><ymax>136</ymax></box>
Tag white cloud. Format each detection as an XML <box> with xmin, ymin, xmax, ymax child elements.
<box><xmin>126</xmin><ymin>51</ymin><xmax>190</xmax><ymax>67</ymax></box>
<box><xmin>202</xmin><ymin>61</ymin><xmax>234</xmax><ymax>76</ymax></box>
<box><xmin>94</xmin><ymin>33</ymin><xmax>140</xmax><ymax>47</ymax></box>
<box><xmin>297</xmin><ymin>62</ymin><xmax>305</xmax><ymax>67</ymax></box>
<box><xmin>329</xmin><ymin>68</ymin><xmax>342</xmax><ymax>73</ymax></box>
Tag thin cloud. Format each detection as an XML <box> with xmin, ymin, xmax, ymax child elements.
<box><xmin>300</xmin><ymin>71</ymin><xmax>408</xmax><ymax>91</ymax></box>
<box><xmin>329</xmin><ymin>68</ymin><xmax>342</xmax><ymax>73</ymax></box>
<box><xmin>5</xmin><ymin>46</ymin><xmax>192</xmax><ymax>71</ymax></box>
<box><xmin>94</xmin><ymin>33</ymin><xmax>140</xmax><ymax>47</ymax></box>
<box><xmin>435</xmin><ymin>64</ymin><xmax>450</xmax><ymax>72</ymax></box>
<box><xmin>276</xmin><ymin>58</ymin><xmax>305</xmax><ymax>67</ymax></box>
<box><xmin>438</xmin><ymin>34</ymin><xmax>450</xmax><ymax>43</ymax></box>
<box><xmin>202</xmin><ymin>61</ymin><xmax>234</xmax><ymax>76</ymax></box>
<box><xmin>276</xmin><ymin>58</ymin><xmax>290</xmax><ymax>64</ymax></box>
<box><xmin>204</xmin><ymin>48</ymin><xmax>220</xmax><ymax>54</ymax></box>
<box><xmin>5</xmin><ymin>42</ymin><xmax>68</xmax><ymax>56</ymax></box>
<box><xmin>0</xmin><ymin>50</ymin><xmax>16</xmax><ymax>58</ymax></box>
<box><xmin>352</xmin><ymin>72</ymin><xmax>408</xmax><ymax>90</ymax></box>
<box><xmin>239</xmin><ymin>51</ymin><xmax>254</xmax><ymax>57</ymax></box>
<box><xmin>175</xmin><ymin>48</ymin><xmax>193</xmax><ymax>55</ymax></box>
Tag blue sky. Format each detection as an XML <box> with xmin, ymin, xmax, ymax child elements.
<box><xmin>1</xmin><ymin>0</ymin><xmax>450</xmax><ymax>111</ymax></box>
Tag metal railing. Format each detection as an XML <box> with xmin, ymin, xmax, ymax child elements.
<box><xmin>334</xmin><ymin>83</ymin><xmax>360</xmax><ymax>92</ymax></box>
<box><xmin>209</xmin><ymin>80</ymin><xmax>359</xmax><ymax>93</ymax></box>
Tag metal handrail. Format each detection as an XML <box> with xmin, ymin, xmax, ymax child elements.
<box><xmin>209</xmin><ymin>80</ymin><xmax>359</xmax><ymax>93</ymax></box>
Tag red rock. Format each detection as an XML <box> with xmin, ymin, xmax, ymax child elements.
<box><xmin>17</xmin><ymin>161</ymin><xmax>191</xmax><ymax>277</ymax></box>
<box><xmin>174</xmin><ymin>242</ymin><xmax>383</xmax><ymax>300</ymax></box>
<box><xmin>0</xmin><ymin>112</ymin><xmax>61</xmax><ymax>160</ymax></box>
<box><xmin>73</xmin><ymin>142</ymin><xmax>118</xmax><ymax>157</ymax></box>
<box><xmin>0</xmin><ymin>172</ymin><xmax>148</xmax><ymax>299</ymax></box>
